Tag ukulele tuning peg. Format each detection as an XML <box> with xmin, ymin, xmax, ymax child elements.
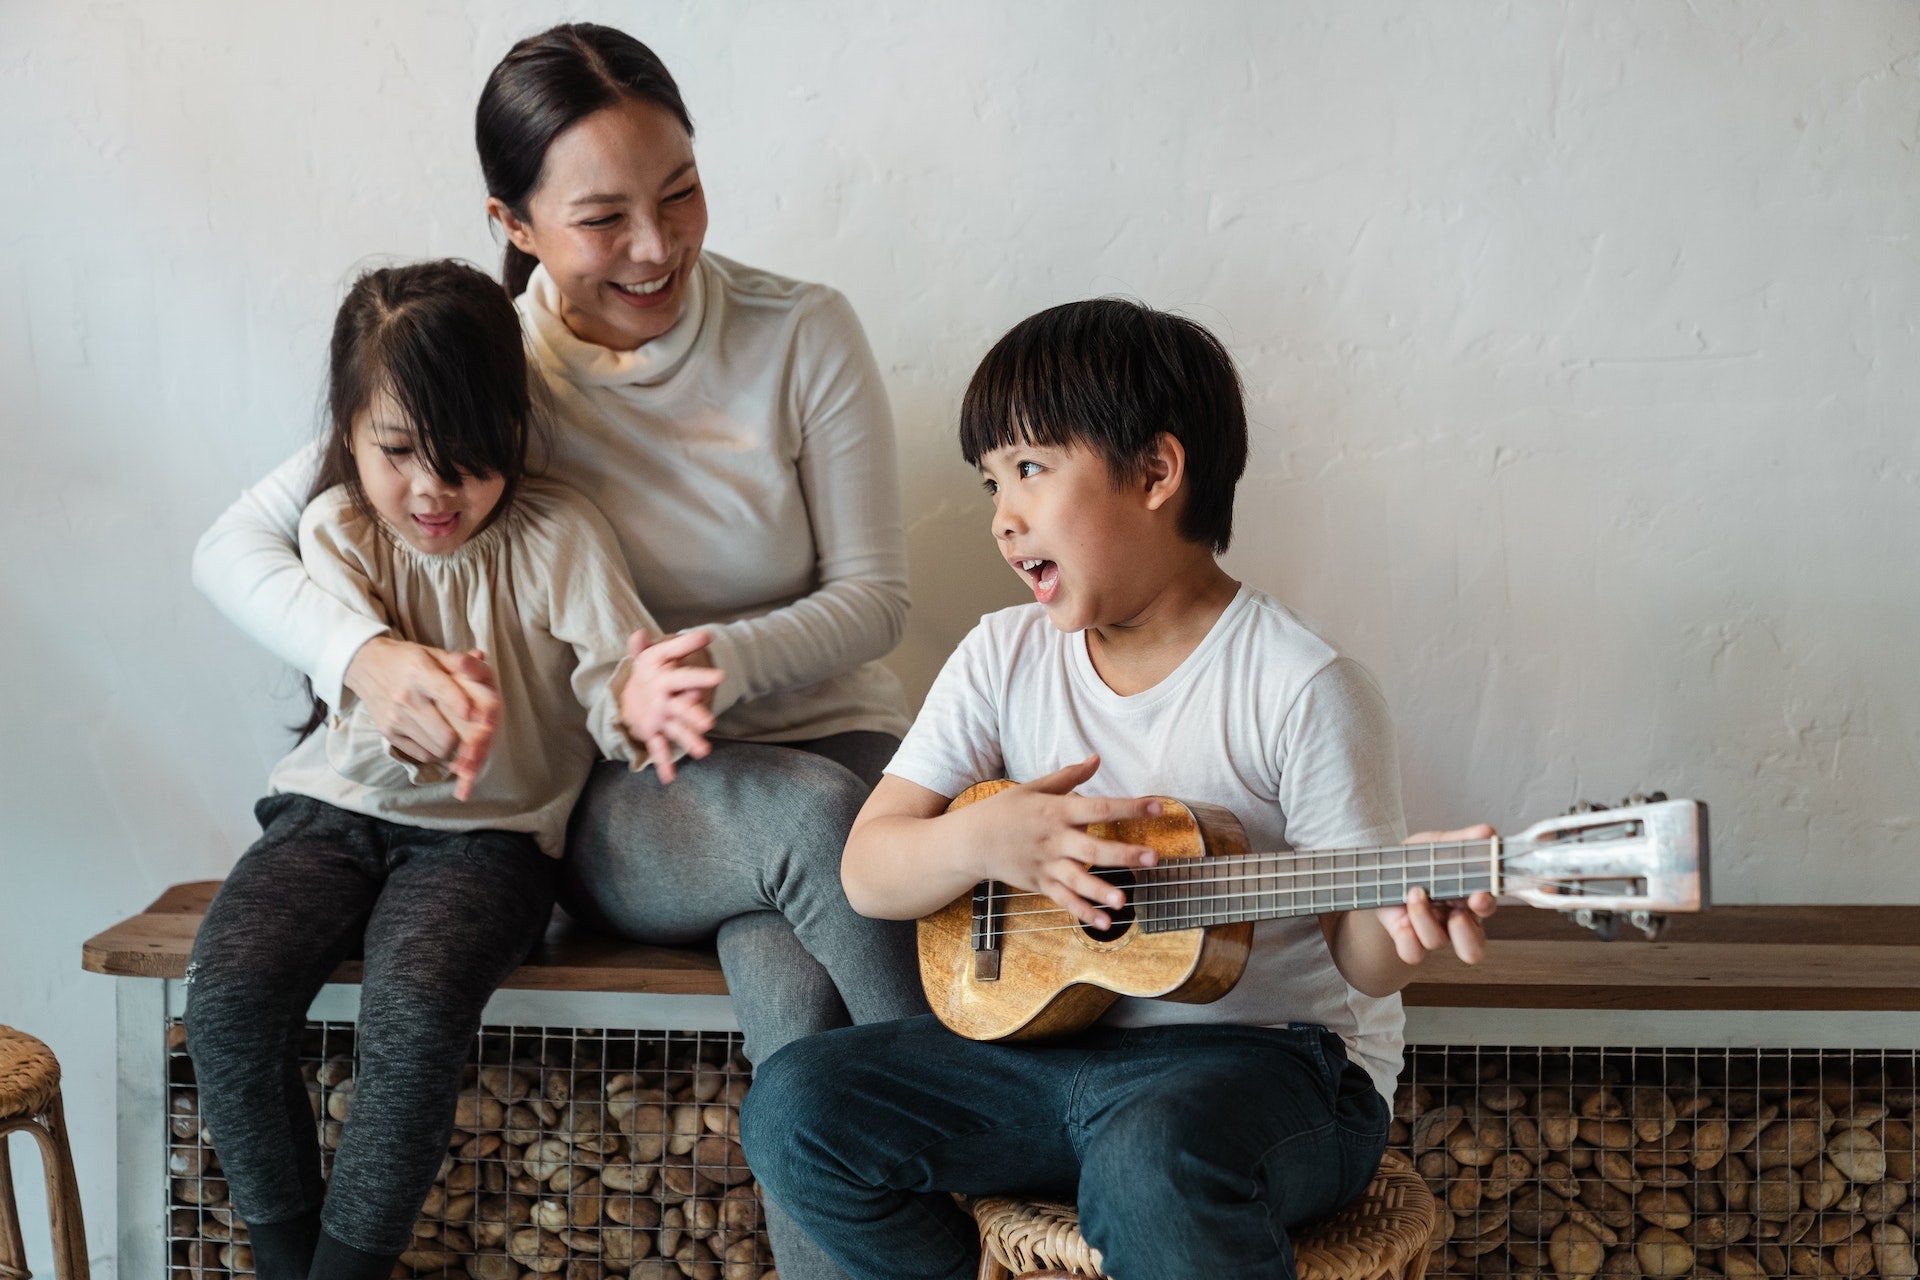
<box><xmin>1571</xmin><ymin>908</ymin><xmax>1621</xmax><ymax>941</ymax></box>
<box><xmin>1619</xmin><ymin>790</ymin><xmax>1669</xmax><ymax>807</ymax></box>
<box><xmin>1629</xmin><ymin>911</ymin><xmax>1668</xmax><ymax>941</ymax></box>
<box><xmin>1567</xmin><ymin>799</ymin><xmax>1609</xmax><ymax>816</ymax></box>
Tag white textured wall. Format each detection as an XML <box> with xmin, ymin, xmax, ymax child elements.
<box><xmin>3</xmin><ymin>2</ymin><xmax>1916</xmax><ymax>1272</ymax></box>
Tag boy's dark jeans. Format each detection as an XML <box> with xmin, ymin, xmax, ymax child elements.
<box><xmin>741</xmin><ymin>1013</ymin><xmax>1391</xmax><ymax>1280</ymax></box>
<box><xmin>184</xmin><ymin>794</ymin><xmax>557</xmax><ymax>1263</ymax></box>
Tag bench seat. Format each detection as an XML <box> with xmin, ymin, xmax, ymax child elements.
<box><xmin>82</xmin><ymin>885</ymin><xmax>1920</xmax><ymax>1009</ymax></box>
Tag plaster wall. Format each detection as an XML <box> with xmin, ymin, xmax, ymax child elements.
<box><xmin>2</xmin><ymin>3</ymin><xmax>1916</xmax><ymax>1272</ymax></box>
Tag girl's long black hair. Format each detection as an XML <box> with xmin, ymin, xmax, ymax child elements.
<box><xmin>297</xmin><ymin>258</ymin><xmax>542</xmax><ymax>738</ymax></box>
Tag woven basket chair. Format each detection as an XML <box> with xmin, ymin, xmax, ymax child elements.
<box><xmin>969</xmin><ymin>1150</ymin><xmax>1433</xmax><ymax>1280</ymax></box>
<box><xmin>0</xmin><ymin>1026</ymin><xmax>90</xmax><ymax>1280</ymax></box>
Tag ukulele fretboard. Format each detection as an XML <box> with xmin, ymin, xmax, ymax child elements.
<box><xmin>1131</xmin><ymin>840</ymin><xmax>1499</xmax><ymax>931</ymax></box>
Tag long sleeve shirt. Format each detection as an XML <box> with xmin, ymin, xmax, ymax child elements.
<box><xmin>194</xmin><ymin>251</ymin><xmax>911</xmax><ymax>743</ymax></box>
<box><xmin>268</xmin><ymin>481</ymin><xmax>655</xmax><ymax>856</ymax></box>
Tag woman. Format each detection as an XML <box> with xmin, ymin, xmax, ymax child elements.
<box><xmin>193</xmin><ymin>24</ymin><xmax>927</xmax><ymax>1278</ymax></box>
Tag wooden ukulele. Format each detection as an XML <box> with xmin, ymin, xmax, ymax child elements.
<box><xmin>918</xmin><ymin>782</ymin><xmax>1709</xmax><ymax>1042</ymax></box>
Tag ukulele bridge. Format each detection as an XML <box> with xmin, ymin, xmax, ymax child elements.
<box><xmin>971</xmin><ymin>880</ymin><xmax>1003</xmax><ymax>981</ymax></box>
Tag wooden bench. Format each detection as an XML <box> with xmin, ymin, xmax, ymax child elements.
<box><xmin>83</xmin><ymin>891</ymin><xmax>1920</xmax><ymax>1279</ymax></box>
<box><xmin>83</xmin><ymin>886</ymin><xmax>1920</xmax><ymax>1009</ymax></box>
<box><xmin>83</xmin><ymin>881</ymin><xmax>732</xmax><ymax>994</ymax></box>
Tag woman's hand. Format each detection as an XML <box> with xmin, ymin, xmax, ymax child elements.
<box><xmin>343</xmin><ymin>636</ymin><xmax>501</xmax><ymax>799</ymax></box>
<box><xmin>618</xmin><ymin>629</ymin><xmax>727</xmax><ymax>783</ymax></box>
<box><xmin>1373</xmin><ymin>824</ymin><xmax>1500</xmax><ymax>965</ymax></box>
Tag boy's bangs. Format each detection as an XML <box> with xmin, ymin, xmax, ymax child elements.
<box><xmin>957</xmin><ymin>340</ymin><xmax>1085</xmax><ymax>468</ymax></box>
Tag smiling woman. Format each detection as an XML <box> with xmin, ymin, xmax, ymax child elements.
<box><xmin>480</xmin><ymin>46</ymin><xmax>708</xmax><ymax>351</ymax></box>
<box><xmin>189</xmin><ymin>23</ymin><xmax>927</xmax><ymax>1280</ymax></box>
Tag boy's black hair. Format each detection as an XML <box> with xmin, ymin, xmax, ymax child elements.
<box><xmin>958</xmin><ymin>298</ymin><xmax>1249</xmax><ymax>554</ymax></box>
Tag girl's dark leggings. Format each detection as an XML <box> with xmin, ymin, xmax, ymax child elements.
<box><xmin>184</xmin><ymin>794</ymin><xmax>557</xmax><ymax>1266</ymax></box>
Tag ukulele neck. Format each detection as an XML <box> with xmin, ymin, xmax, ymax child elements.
<box><xmin>1133</xmin><ymin>838</ymin><xmax>1502</xmax><ymax>931</ymax></box>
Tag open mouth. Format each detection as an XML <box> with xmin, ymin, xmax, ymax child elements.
<box><xmin>1015</xmin><ymin>557</ymin><xmax>1060</xmax><ymax>604</ymax></box>
<box><xmin>413</xmin><ymin>512</ymin><xmax>460</xmax><ymax>539</ymax></box>
<box><xmin>611</xmin><ymin>273</ymin><xmax>673</xmax><ymax>298</ymax></box>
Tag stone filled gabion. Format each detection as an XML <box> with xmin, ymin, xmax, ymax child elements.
<box><xmin>1395</xmin><ymin>1047</ymin><xmax>1920</xmax><ymax>1280</ymax></box>
<box><xmin>165</xmin><ymin>1021</ymin><xmax>778</xmax><ymax>1280</ymax></box>
<box><xmin>164</xmin><ymin>1028</ymin><xmax>1920</xmax><ymax>1280</ymax></box>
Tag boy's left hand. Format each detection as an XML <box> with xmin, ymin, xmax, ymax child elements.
<box><xmin>1374</xmin><ymin>824</ymin><xmax>1499</xmax><ymax>965</ymax></box>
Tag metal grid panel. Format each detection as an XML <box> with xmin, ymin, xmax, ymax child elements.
<box><xmin>1394</xmin><ymin>1046</ymin><xmax>1920</xmax><ymax>1279</ymax></box>
<box><xmin>162</xmin><ymin>1020</ymin><xmax>1920</xmax><ymax>1279</ymax></box>
<box><xmin>165</xmin><ymin>1018</ymin><xmax>774</xmax><ymax>1279</ymax></box>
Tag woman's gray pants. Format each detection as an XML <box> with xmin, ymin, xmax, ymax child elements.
<box><xmin>562</xmin><ymin>731</ymin><xmax>931</xmax><ymax>1280</ymax></box>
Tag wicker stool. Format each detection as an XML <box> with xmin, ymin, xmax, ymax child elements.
<box><xmin>969</xmin><ymin>1150</ymin><xmax>1433</xmax><ymax>1280</ymax></box>
<box><xmin>0</xmin><ymin>1027</ymin><xmax>90</xmax><ymax>1280</ymax></box>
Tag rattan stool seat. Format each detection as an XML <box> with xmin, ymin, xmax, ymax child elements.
<box><xmin>970</xmin><ymin>1151</ymin><xmax>1434</xmax><ymax>1280</ymax></box>
<box><xmin>0</xmin><ymin>1028</ymin><xmax>61</xmax><ymax>1123</ymax></box>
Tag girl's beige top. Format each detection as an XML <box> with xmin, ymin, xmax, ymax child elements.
<box><xmin>266</xmin><ymin>480</ymin><xmax>654</xmax><ymax>857</ymax></box>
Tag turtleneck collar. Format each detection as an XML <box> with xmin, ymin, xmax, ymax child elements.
<box><xmin>518</xmin><ymin>255</ymin><xmax>709</xmax><ymax>388</ymax></box>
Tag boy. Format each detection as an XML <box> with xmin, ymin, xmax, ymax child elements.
<box><xmin>740</xmin><ymin>299</ymin><xmax>1495</xmax><ymax>1279</ymax></box>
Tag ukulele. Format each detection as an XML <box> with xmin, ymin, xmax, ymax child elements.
<box><xmin>918</xmin><ymin>782</ymin><xmax>1709</xmax><ymax>1042</ymax></box>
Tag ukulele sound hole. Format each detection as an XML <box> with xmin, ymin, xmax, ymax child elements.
<box><xmin>1081</xmin><ymin>869</ymin><xmax>1137</xmax><ymax>943</ymax></box>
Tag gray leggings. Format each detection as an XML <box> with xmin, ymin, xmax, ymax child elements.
<box><xmin>184</xmin><ymin>795</ymin><xmax>556</xmax><ymax>1258</ymax></box>
<box><xmin>561</xmin><ymin>731</ymin><xmax>931</xmax><ymax>1280</ymax></box>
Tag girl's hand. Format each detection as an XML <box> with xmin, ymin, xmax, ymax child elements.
<box><xmin>444</xmin><ymin>650</ymin><xmax>497</xmax><ymax>801</ymax></box>
<box><xmin>961</xmin><ymin>755</ymin><xmax>1163</xmax><ymax>931</ymax></box>
<box><xmin>1374</xmin><ymin>824</ymin><xmax>1499</xmax><ymax>965</ymax></box>
<box><xmin>619</xmin><ymin>629</ymin><xmax>727</xmax><ymax>784</ymax></box>
<box><xmin>344</xmin><ymin>637</ymin><xmax>501</xmax><ymax>793</ymax></box>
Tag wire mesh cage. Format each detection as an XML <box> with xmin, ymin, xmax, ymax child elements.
<box><xmin>161</xmin><ymin>1021</ymin><xmax>1920</xmax><ymax>1280</ymax></box>
<box><xmin>1393</xmin><ymin>1046</ymin><xmax>1920</xmax><ymax>1280</ymax></box>
<box><xmin>165</xmin><ymin>1018</ymin><xmax>774</xmax><ymax>1279</ymax></box>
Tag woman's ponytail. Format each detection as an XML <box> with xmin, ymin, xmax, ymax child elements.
<box><xmin>503</xmin><ymin>243</ymin><xmax>540</xmax><ymax>298</ymax></box>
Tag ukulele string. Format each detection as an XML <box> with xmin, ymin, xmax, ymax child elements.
<box><xmin>986</xmin><ymin>844</ymin><xmax>1500</xmax><ymax>906</ymax></box>
<box><xmin>1074</xmin><ymin>839</ymin><xmax>1497</xmax><ymax>886</ymax></box>
<box><xmin>977</xmin><ymin>871</ymin><xmax>1595</xmax><ymax>933</ymax></box>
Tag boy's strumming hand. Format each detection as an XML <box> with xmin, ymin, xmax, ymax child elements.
<box><xmin>1374</xmin><ymin>824</ymin><xmax>1500</xmax><ymax>966</ymax></box>
<box><xmin>618</xmin><ymin>628</ymin><xmax>727</xmax><ymax>784</ymax></box>
<box><xmin>963</xmin><ymin>755</ymin><xmax>1163</xmax><ymax>931</ymax></box>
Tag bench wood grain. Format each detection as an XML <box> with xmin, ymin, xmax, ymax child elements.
<box><xmin>83</xmin><ymin>887</ymin><xmax>1920</xmax><ymax>1008</ymax></box>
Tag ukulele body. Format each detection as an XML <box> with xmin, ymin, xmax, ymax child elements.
<box><xmin>916</xmin><ymin>780</ymin><xmax>1256</xmax><ymax>1042</ymax></box>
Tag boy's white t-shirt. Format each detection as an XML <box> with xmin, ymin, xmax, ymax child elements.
<box><xmin>886</xmin><ymin>584</ymin><xmax>1409</xmax><ymax>1100</ymax></box>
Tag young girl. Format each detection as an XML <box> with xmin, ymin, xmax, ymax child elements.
<box><xmin>184</xmin><ymin>259</ymin><xmax>660</xmax><ymax>1280</ymax></box>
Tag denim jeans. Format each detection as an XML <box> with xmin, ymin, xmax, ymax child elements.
<box><xmin>740</xmin><ymin>1014</ymin><xmax>1391</xmax><ymax>1280</ymax></box>
<box><xmin>561</xmin><ymin>732</ymin><xmax>929</xmax><ymax>1280</ymax></box>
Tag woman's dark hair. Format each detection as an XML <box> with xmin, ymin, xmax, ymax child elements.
<box><xmin>478</xmin><ymin>23</ymin><xmax>694</xmax><ymax>296</ymax></box>
<box><xmin>959</xmin><ymin>299</ymin><xmax>1250</xmax><ymax>554</ymax></box>
<box><xmin>298</xmin><ymin>258</ymin><xmax>541</xmax><ymax>737</ymax></box>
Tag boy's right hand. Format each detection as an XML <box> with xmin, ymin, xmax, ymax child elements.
<box><xmin>962</xmin><ymin>755</ymin><xmax>1163</xmax><ymax>931</ymax></box>
<box><xmin>345</xmin><ymin>636</ymin><xmax>501</xmax><ymax>789</ymax></box>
